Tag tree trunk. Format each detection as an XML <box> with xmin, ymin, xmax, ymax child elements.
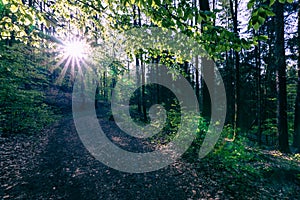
<box><xmin>156</xmin><ymin>58</ymin><xmax>160</xmax><ymax>104</ymax></box>
<box><xmin>195</xmin><ymin>56</ymin><xmax>200</xmax><ymax>101</ymax></box>
<box><xmin>255</xmin><ymin>37</ymin><xmax>262</xmax><ymax>145</ymax></box>
<box><xmin>199</xmin><ymin>0</ymin><xmax>210</xmax><ymax>11</ymax></box>
<box><xmin>194</xmin><ymin>0</ymin><xmax>200</xmax><ymax>102</ymax></box>
<box><xmin>132</xmin><ymin>5</ymin><xmax>142</xmax><ymax>114</ymax></box>
<box><xmin>201</xmin><ymin>56</ymin><xmax>215</xmax><ymax>122</ymax></box>
<box><xmin>136</xmin><ymin>56</ymin><xmax>142</xmax><ymax>114</ymax></box>
<box><xmin>95</xmin><ymin>81</ymin><xmax>100</xmax><ymax>109</ymax></box>
<box><xmin>229</xmin><ymin>0</ymin><xmax>241</xmax><ymax>131</ymax></box>
<box><xmin>274</xmin><ymin>1</ymin><xmax>290</xmax><ymax>153</ymax></box>
<box><xmin>103</xmin><ymin>71</ymin><xmax>107</xmax><ymax>101</ymax></box>
<box><xmin>199</xmin><ymin>0</ymin><xmax>212</xmax><ymax>121</ymax></box>
<box><xmin>225</xmin><ymin>51</ymin><xmax>235</xmax><ymax>124</ymax></box>
<box><xmin>293</xmin><ymin>5</ymin><xmax>300</xmax><ymax>152</ymax></box>
<box><xmin>141</xmin><ymin>55</ymin><xmax>147</xmax><ymax>121</ymax></box>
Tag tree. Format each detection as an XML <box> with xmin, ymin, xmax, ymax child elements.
<box><xmin>274</xmin><ymin>1</ymin><xmax>290</xmax><ymax>153</ymax></box>
<box><xmin>229</xmin><ymin>0</ymin><xmax>241</xmax><ymax>133</ymax></box>
<box><xmin>293</xmin><ymin>4</ymin><xmax>300</xmax><ymax>152</ymax></box>
<box><xmin>199</xmin><ymin>0</ymin><xmax>213</xmax><ymax>122</ymax></box>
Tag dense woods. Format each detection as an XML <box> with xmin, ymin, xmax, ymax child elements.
<box><xmin>1</xmin><ymin>0</ymin><xmax>300</xmax><ymax>199</ymax></box>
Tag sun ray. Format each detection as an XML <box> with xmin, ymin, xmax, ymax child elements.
<box><xmin>50</xmin><ymin>54</ymin><xmax>69</xmax><ymax>73</ymax></box>
<box><xmin>71</xmin><ymin>55</ymin><xmax>75</xmax><ymax>81</ymax></box>
<box><xmin>80</xmin><ymin>58</ymin><xmax>91</xmax><ymax>71</ymax></box>
<box><xmin>56</xmin><ymin>56</ymin><xmax>72</xmax><ymax>84</ymax></box>
<box><xmin>75</xmin><ymin>57</ymin><xmax>83</xmax><ymax>76</ymax></box>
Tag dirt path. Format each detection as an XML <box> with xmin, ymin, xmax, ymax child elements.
<box><xmin>1</xmin><ymin>111</ymin><xmax>230</xmax><ymax>200</ymax></box>
<box><xmin>2</xmin><ymin>108</ymin><xmax>300</xmax><ymax>199</ymax></box>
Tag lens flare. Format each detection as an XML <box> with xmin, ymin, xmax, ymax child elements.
<box><xmin>64</xmin><ymin>40</ymin><xmax>86</xmax><ymax>58</ymax></box>
<box><xmin>49</xmin><ymin>38</ymin><xmax>90</xmax><ymax>85</ymax></box>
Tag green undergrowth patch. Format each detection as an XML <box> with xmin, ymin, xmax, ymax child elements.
<box><xmin>181</xmin><ymin>123</ymin><xmax>300</xmax><ymax>197</ymax></box>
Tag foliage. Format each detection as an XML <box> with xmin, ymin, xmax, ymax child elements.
<box><xmin>0</xmin><ymin>42</ymin><xmax>57</xmax><ymax>135</ymax></box>
<box><xmin>0</xmin><ymin>0</ymin><xmax>46</xmax><ymax>45</ymax></box>
<box><xmin>0</xmin><ymin>0</ymin><xmax>298</xmax><ymax>157</ymax></box>
<box><xmin>261</xmin><ymin>118</ymin><xmax>277</xmax><ymax>136</ymax></box>
<box><xmin>210</xmin><ymin>136</ymin><xmax>264</xmax><ymax>187</ymax></box>
<box><xmin>248</xmin><ymin>0</ymin><xmax>294</xmax><ymax>31</ymax></box>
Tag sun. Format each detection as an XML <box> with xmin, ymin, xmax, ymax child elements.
<box><xmin>50</xmin><ymin>38</ymin><xmax>90</xmax><ymax>84</ymax></box>
<box><xmin>64</xmin><ymin>40</ymin><xmax>86</xmax><ymax>58</ymax></box>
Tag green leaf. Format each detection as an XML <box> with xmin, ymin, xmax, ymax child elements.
<box><xmin>265</xmin><ymin>9</ymin><xmax>275</xmax><ymax>17</ymax></box>
<box><xmin>2</xmin><ymin>16</ymin><xmax>12</xmax><ymax>23</ymax></box>
<box><xmin>253</xmin><ymin>23</ymin><xmax>260</xmax><ymax>31</ymax></box>
<box><xmin>23</xmin><ymin>17</ymin><xmax>31</xmax><ymax>26</ymax></box>
<box><xmin>258</xmin><ymin>16</ymin><xmax>265</xmax><ymax>25</ymax></box>
<box><xmin>10</xmin><ymin>4</ymin><xmax>18</xmax><ymax>13</ymax></box>
<box><xmin>2</xmin><ymin>0</ymin><xmax>9</xmax><ymax>5</ymax></box>
<box><xmin>256</xmin><ymin>35</ymin><xmax>268</xmax><ymax>41</ymax></box>
<box><xmin>269</xmin><ymin>0</ymin><xmax>276</xmax><ymax>6</ymax></box>
<box><xmin>154</xmin><ymin>0</ymin><xmax>160</xmax><ymax>6</ymax></box>
<box><xmin>247</xmin><ymin>0</ymin><xmax>255</xmax><ymax>9</ymax></box>
<box><xmin>1</xmin><ymin>30</ymin><xmax>10</xmax><ymax>38</ymax></box>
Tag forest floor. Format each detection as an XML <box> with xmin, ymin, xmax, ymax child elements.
<box><xmin>1</xmin><ymin>106</ymin><xmax>300</xmax><ymax>199</ymax></box>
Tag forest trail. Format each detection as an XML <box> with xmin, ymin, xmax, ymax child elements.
<box><xmin>0</xmin><ymin>111</ymin><xmax>227</xmax><ymax>200</ymax></box>
<box><xmin>1</xmin><ymin>108</ymin><xmax>300</xmax><ymax>199</ymax></box>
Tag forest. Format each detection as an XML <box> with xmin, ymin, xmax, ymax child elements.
<box><xmin>1</xmin><ymin>0</ymin><xmax>300</xmax><ymax>199</ymax></box>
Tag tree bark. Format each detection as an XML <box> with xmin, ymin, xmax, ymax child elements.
<box><xmin>199</xmin><ymin>0</ymin><xmax>212</xmax><ymax>121</ymax></box>
<box><xmin>199</xmin><ymin>0</ymin><xmax>210</xmax><ymax>11</ymax></box>
<box><xmin>135</xmin><ymin>56</ymin><xmax>142</xmax><ymax>114</ymax></box>
<box><xmin>103</xmin><ymin>71</ymin><xmax>107</xmax><ymax>101</ymax></box>
<box><xmin>141</xmin><ymin>55</ymin><xmax>147</xmax><ymax>121</ymax></box>
<box><xmin>195</xmin><ymin>56</ymin><xmax>200</xmax><ymax>101</ymax></box>
<box><xmin>229</xmin><ymin>0</ymin><xmax>241</xmax><ymax>131</ymax></box>
<box><xmin>274</xmin><ymin>1</ymin><xmax>290</xmax><ymax>153</ymax></box>
<box><xmin>293</xmin><ymin>5</ymin><xmax>300</xmax><ymax>151</ymax></box>
<box><xmin>194</xmin><ymin>0</ymin><xmax>200</xmax><ymax>102</ymax></box>
<box><xmin>255</xmin><ymin>37</ymin><xmax>262</xmax><ymax>145</ymax></box>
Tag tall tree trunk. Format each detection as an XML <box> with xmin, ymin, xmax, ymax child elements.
<box><xmin>138</xmin><ymin>8</ymin><xmax>146</xmax><ymax>121</ymax></box>
<box><xmin>293</xmin><ymin>5</ymin><xmax>300</xmax><ymax>152</ymax></box>
<box><xmin>212</xmin><ymin>0</ymin><xmax>216</xmax><ymax>26</ymax></box>
<box><xmin>230</xmin><ymin>0</ymin><xmax>241</xmax><ymax>132</ymax></box>
<box><xmin>199</xmin><ymin>0</ymin><xmax>210</xmax><ymax>11</ymax></box>
<box><xmin>225</xmin><ymin>51</ymin><xmax>235</xmax><ymax>124</ymax></box>
<box><xmin>133</xmin><ymin>5</ymin><xmax>142</xmax><ymax>114</ymax></box>
<box><xmin>199</xmin><ymin>0</ymin><xmax>212</xmax><ymax>121</ymax></box>
<box><xmin>201</xmin><ymin>57</ymin><xmax>214</xmax><ymax>121</ymax></box>
<box><xmin>195</xmin><ymin>56</ymin><xmax>200</xmax><ymax>101</ymax></box>
<box><xmin>141</xmin><ymin>54</ymin><xmax>147</xmax><ymax>121</ymax></box>
<box><xmin>95</xmin><ymin>81</ymin><xmax>100</xmax><ymax>109</ymax></box>
<box><xmin>274</xmin><ymin>1</ymin><xmax>290</xmax><ymax>153</ymax></box>
<box><xmin>156</xmin><ymin>58</ymin><xmax>160</xmax><ymax>104</ymax></box>
<box><xmin>184</xmin><ymin>61</ymin><xmax>191</xmax><ymax>83</ymax></box>
<box><xmin>136</xmin><ymin>56</ymin><xmax>142</xmax><ymax>114</ymax></box>
<box><xmin>255</xmin><ymin>36</ymin><xmax>262</xmax><ymax>145</ymax></box>
<box><xmin>194</xmin><ymin>0</ymin><xmax>200</xmax><ymax>102</ymax></box>
<box><xmin>103</xmin><ymin>71</ymin><xmax>107</xmax><ymax>101</ymax></box>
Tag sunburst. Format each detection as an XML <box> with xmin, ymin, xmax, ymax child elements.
<box><xmin>50</xmin><ymin>37</ymin><xmax>90</xmax><ymax>85</ymax></box>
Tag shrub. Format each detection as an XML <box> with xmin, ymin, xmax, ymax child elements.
<box><xmin>0</xmin><ymin>43</ymin><xmax>57</xmax><ymax>135</ymax></box>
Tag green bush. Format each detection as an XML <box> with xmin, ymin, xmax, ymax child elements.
<box><xmin>201</xmin><ymin>125</ymin><xmax>263</xmax><ymax>181</ymax></box>
<box><xmin>0</xmin><ymin>43</ymin><xmax>57</xmax><ymax>135</ymax></box>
